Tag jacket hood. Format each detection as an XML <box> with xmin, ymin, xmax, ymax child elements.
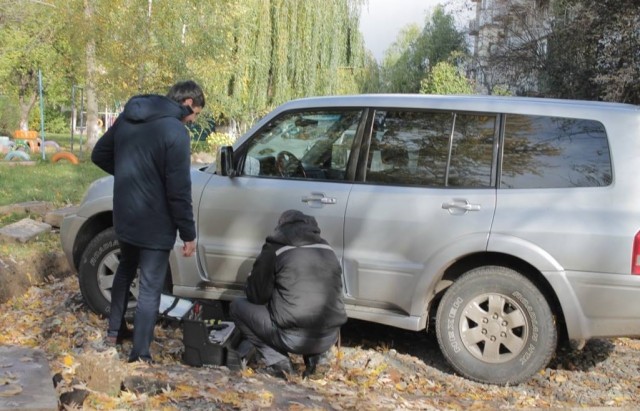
<box><xmin>268</xmin><ymin>209</ymin><xmax>326</xmax><ymax>246</ymax></box>
<box><xmin>122</xmin><ymin>94</ymin><xmax>191</xmax><ymax>123</ymax></box>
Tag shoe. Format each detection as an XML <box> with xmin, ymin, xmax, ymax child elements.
<box><xmin>260</xmin><ymin>359</ymin><xmax>294</xmax><ymax>379</ymax></box>
<box><xmin>302</xmin><ymin>354</ymin><xmax>321</xmax><ymax>378</ymax></box>
<box><xmin>104</xmin><ymin>336</ymin><xmax>119</xmax><ymax>346</ymax></box>
<box><xmin>91</xmin><ymin>337</ymin><xmax>118</xmax><ymax>353</ymax></box>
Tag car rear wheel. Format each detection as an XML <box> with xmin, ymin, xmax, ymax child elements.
<box><xmin>435</xmin><ymin>266</ymin><xmax>557</xmax><ymax>385</ymax></box>
<box><xmin>78</xmin><ymin>227</ymin><xmax>139</xmax><ymax>317</ymax></box>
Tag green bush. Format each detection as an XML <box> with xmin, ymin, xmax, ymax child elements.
<box><xmin>43</xmin><ymin>113</ymin><xmax>69</xmax><ymax>134</ymax></box>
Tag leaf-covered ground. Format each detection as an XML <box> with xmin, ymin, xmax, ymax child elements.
<box><xmin>0</xmin><ymin>275</ymin><xmax>639</xmax><ymax>410</ymax></box>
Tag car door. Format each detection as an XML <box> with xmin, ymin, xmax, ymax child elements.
<box><xmin>196</xmin><ymin>108</ymin><xmax>366</xmax><ymax>289</ymax></box>
<box><xmin>343</xmin><ymin>109</ymin><xmax>498</xmax><ymax>316</ymax></box>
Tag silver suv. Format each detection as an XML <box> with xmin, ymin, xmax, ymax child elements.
<box><xmin>61</xmin><ymin>94</ymin><xmax>640</xmax><ymax>384</ymax></box>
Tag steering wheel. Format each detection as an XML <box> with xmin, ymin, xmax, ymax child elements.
<box><xmin>276</xmin><ymin>150</ymin><xmax>306</xmax><ymax>178</ymax></box>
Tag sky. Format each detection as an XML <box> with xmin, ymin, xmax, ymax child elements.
<box><xmin>359</xmin><ymin>0</ymin><xmax>473</xmax><ymax>62</ymax></box>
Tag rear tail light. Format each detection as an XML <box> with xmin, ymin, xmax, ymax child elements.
<box><xmin>632</xmin><ymin>231</ymin><xmax>640</xmax><ymax>274</ymax></box>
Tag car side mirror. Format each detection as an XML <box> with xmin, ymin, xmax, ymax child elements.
<box><xmin>216</xmin><ymin>146</ymin><xmax>235</xmax><ymax>177</ymax></box>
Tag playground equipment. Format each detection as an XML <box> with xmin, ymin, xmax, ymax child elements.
<box><xmin>13</xmin><ymin>130</ymin><xmax>39</xmax><ymax>152</ymax></box>
<box><xmin>50</xmin><ymin>151</ymin><xmax>79</xmax><ymax>164</ymax></box>
<box><xmin>1</xmin><ymin>131</ymin><xmax>64</xmax><ymax>163</ymax></box>
<box><xmin>4</xmin><ymin>150</ymin><xmax>30</xmax><ymax>161</ymax></box>
<box><xmin>37</xmin><ymin>138</ymin><xmax>61</xmax><ymax>153</ymax></box>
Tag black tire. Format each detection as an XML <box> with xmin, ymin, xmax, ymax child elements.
<box><xmin>78</xmin><ymin>227</ymin><xmax>138</xmax><ymax>317</ymax></box>
<box><xmin>435</xmin><ymin>266</ymin><xmax>557</xmax><ymax>385</ymax></box>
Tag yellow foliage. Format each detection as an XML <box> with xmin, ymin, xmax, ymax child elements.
<box><xmin>206</xmin><ymin>132</ymin><xmax>235</xmax><ymax>154</ymax></box>
<box><xmin>257</xmin><ymin>390</ymin><xmax>273</xmax><ymax>407</ymax></box>
<box><xmin>240</xmin><ymin>367</ymin><xmax>255</xmax><ymax>377</ymax></box>
<box><xmin>220</xmin><ymin>390</ymin><xmax>242</xmax><ymax>407</ymax></box>
<box><xmin>62</xmin><ymin>354</ymin><xmax>74</xmax><ymax>367</ymax></box>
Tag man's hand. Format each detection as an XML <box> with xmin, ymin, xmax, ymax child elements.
<box><xmin>182</xmin><ymin>240</ymin><xmax>196</xmax><ymax>257</ymax></box>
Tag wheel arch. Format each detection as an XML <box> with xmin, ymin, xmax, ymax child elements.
<box><xmin>71</xmin><ymin>211</ymin><xmax>113</xmax><ymax>272</ymax></box>
<box><xmin>429</xmin><ymin>252</ymin><xmax>569</xmax><ymax>344</ymax></box>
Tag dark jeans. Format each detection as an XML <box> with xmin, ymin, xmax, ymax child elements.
<box><xmin>108</xmin><ymin>240</ymin><xmax>169</xmax><ymax>362</ymax></box>
<box><xmin>230</xmin><ymin>297</ymin><xmax>339</xmax><ymax>366</ymax></box>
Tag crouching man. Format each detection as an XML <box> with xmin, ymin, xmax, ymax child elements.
<box><xmin>230</xmin><ymin>209</ymin><xmax>347</xmax><ymax>379</ymax></box>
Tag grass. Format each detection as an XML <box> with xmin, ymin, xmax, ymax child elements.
<box><xmin>1</xmin><ymin>131</ymin><xmax>206</xmax><ymax>208</ymax></box>
<box><xmin>0</xmin><ymin>160</ymin><xmax>107</xmax><ymax>207</ymax></box>
<box><xmin>1</xmin><ymin>133</ymin><xmax>106</xmax><ymax>276</ymax></box>
<box><xmin>1</xmin><ymin>132</ymin><xmax>107</xmax><ymax>207</ymax></box>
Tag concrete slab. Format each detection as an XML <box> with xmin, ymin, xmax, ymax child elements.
<box><xmin>0</xmin><ymin>218</ymin><xmax>51</xmax><ymax>243</ymax></box>
<box><xmin>0</xmin><ymin>345</ymin><xmax>57</xmax><ymax>411</ymax></box>
<box><xmin>44</xmin><ymin>206</ymin><xmax>78</xmax><ymax>228</ymax></box>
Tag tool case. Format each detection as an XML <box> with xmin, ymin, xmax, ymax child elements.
<box><xmin>181</xmin><ymin>300</ymin><xmax>254</xmax><ymax>370</ymax></box>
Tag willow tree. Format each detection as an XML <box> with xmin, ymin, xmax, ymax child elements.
<box><xmin>184</xmin><ymin>0</ymin><xmax>368</xmax><ymax>134</ymax></box>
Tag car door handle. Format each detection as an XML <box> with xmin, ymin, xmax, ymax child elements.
<box><xmin>442</xmin><ymin>199</ymin><xmax>481</xmax><ymax>212</ymax></box>
<box><xmin>302</xmin><ymin>192</ymin><xmax>337</xmax><ymax>206</ymax></box>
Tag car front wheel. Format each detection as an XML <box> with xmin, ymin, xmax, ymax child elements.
<box><xmin>78</xmin><ymin>227</ymin><xmax>139</xmax><ymax>317</ymax></box>
<box><xmin>435</xmin><ymin>266</ymin><xmax>557</xmax><ymax>385</ymax></box>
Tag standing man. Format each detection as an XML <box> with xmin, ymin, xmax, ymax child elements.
<box><xmin>230</xmin><ymin>209</ymin><xmax>348</xmax><ymax>378</ymax></box>
<box><xmin>92</xmin><ymin>80</ymin><xmax>205</xmax><ymax>363</ymax></box>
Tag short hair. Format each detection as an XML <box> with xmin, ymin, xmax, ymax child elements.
<box><xmin>167</xmin><ymin>80</ymin><xmax>206</xmax><ymax>108</ymax></box>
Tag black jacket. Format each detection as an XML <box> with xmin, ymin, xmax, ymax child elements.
<box><xmin>246</xmin><ymin>210</ymin><xmax>347</xmax><ymax>331</ymax></box>
<box><xmin>91</xmin><ymin>94</ymin><xmax>196</xmax><ymax>250</ymax></box>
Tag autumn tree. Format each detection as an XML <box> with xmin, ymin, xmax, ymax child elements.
<box><xmin>380</xmin><ymin>5</ymin><xmax>468</xmax><ymax>93</ymax></box>
<box><xmin>546</xmin><ymin>0</ymin><xmax>640</xmax><ymax>103</ymax></box>
<box><xmin>379</xmin><ymin>24</ymin><xmax>421</xmax><ymax>93</ymax></box>
<box><xmin>0</xmin><ymin>0</ymin><xmax>68</xmax><ymax>131</ymax></box>
<box><xmin>471</xmin><ymin>0</ymin><xmax>639</xmax><ymax>102</ymax></box>
<box><xmin>420</xmin><ymin>60</ymin><xmax>474</xmax><ymax>95</ymax></box>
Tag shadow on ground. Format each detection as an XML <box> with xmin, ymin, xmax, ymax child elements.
<box><xmin>339</xmin><ymin>318</ymin><xmax>615</xmax><ymax>376</ymax></box>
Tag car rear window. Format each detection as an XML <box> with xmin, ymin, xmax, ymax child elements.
<box><xmin>501</xmin><ymin>115</ymin><xmax>612</xmax><ymax>188</ymax></box>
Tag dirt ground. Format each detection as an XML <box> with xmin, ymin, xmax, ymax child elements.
<box><xmin>0</xmin><ymin>238</ymin><xmax>71</xmax><ymax>304</ymax></box>
<box><xmin>2</xmin><ymin>273</ymin><xmax>639</xmax><ymax>410</ymax></box>
<box><xmin>1</xmin><ymin>224</ymin><xmax>639</xmax><ymax>409</ymax></box>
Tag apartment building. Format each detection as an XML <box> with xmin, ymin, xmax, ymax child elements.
<box><xmin>468</xmin><ymin>0</ymin><xmax>553</xmax><ymax>95</ymax></box>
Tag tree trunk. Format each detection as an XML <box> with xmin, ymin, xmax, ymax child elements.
<box><xmin>84</xmin><ymin>0</ymin><xmax>100</xmax><ymax>148</ymax></box>
<box><xmin>16</xmin><ymin>69</ymin><xmax>38</xmax><ymax>131</ymax></box>
<box><xmin>17</xmin><ymin>93</ymin><xmax>36</xmax><ymax>131</ymax></box>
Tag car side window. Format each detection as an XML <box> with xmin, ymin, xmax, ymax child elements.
<box><xmin>241</xmin><ymin>109</ymin><xmax>363</xmax><ymax>181</ymax></box>
<box><xmin>365</xmin><ymin>110</ymin><xmax>496</xmax><ymax>188</ymax></box>
<box><xmin>501</xmin><ymin>115</ymin><xmax>612</xmax><ymax>188</ymax></box>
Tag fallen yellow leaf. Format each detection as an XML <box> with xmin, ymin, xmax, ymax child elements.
<box><xmin>62</xmin><ymin>354</ymin><xmax>74</xmax><ymax>367</ymax></box>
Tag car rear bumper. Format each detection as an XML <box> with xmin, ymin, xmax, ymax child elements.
<box><xmin>547</xmin><ymin>270</ymin><xmax>640</xmax><ymax>339</ymax></box>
